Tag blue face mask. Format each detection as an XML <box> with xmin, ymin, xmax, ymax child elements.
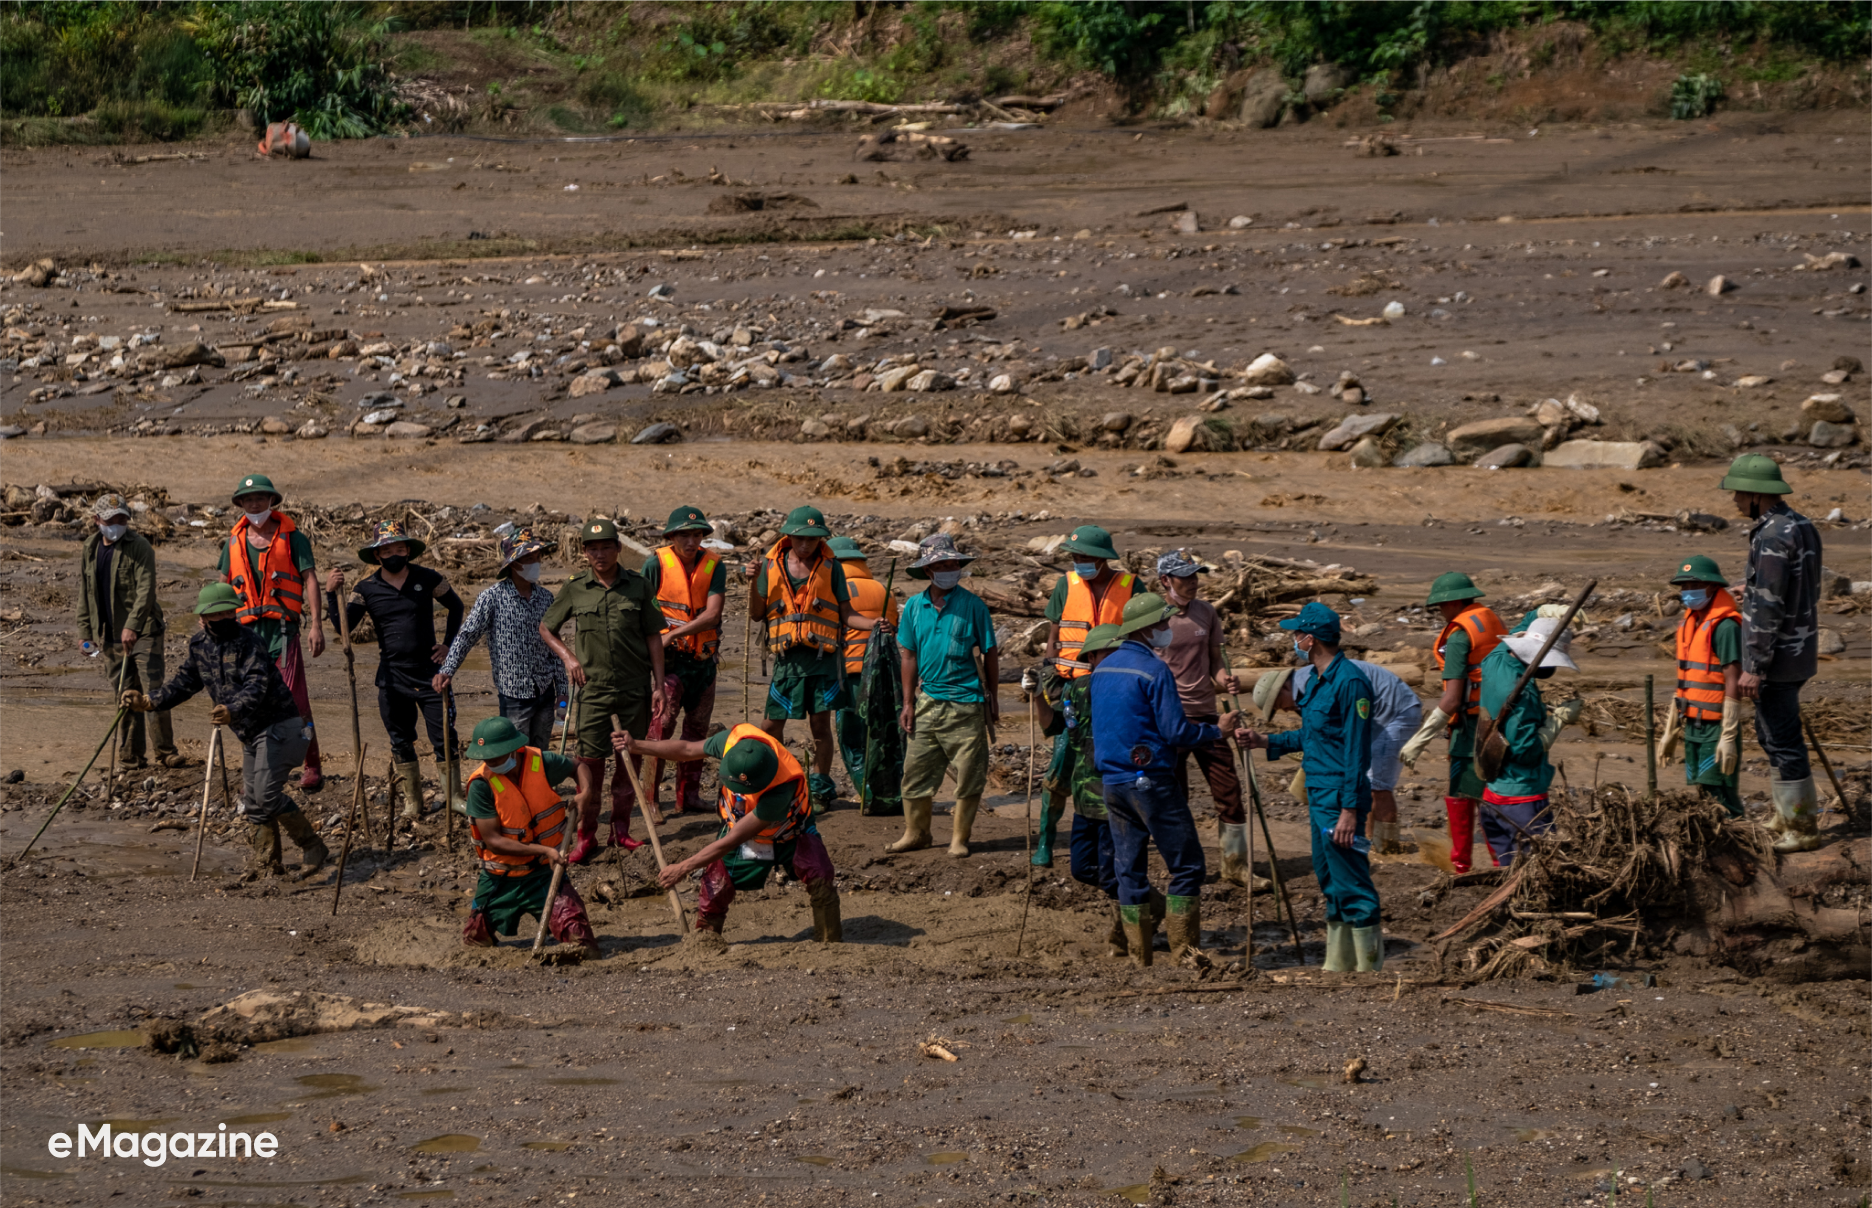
<box><xmin>1293</xmin><ymin>638</ymin><xmax>1310</xmax><ymax>661</ymax></box>
<box><xmin>1148</xmin><ymin>626</ymin><xmax>1174</xmax><ymax>649</ymax></box>
<box><xmin>1680</xmin><ymin>589</ymin><xmax>1711</xmax><ymax>610</ymax></box>
<box><xmin>489</xmin><ymin>755</ymin><xmax>517</xmax><ymax>776</ymax></box>
<box><xmin>1072</xmin><ymin>560</ymin><xmax>1101</xmax><ymax>578</ymax></box>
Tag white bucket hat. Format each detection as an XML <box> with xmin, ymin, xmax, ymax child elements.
<box><xmin>1502</xmin><ymin>616</ymin><xmax>1577</xmax><ymax>671</ymax></box>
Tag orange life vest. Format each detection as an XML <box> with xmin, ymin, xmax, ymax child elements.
<box><xmin>227</xmin><ymin>511</ymin><xmax>306</xmax><ymax>626</ymax></box>
<box><xmin>717</xmin><ymin>725</ymin><xmax>811</xmax><ymax>857</ymax></box>
<box><xmin>467</xmin><ymin>747</ymin><xmax>567</xmax><ymax>877</ymax></box>
<box><xmin>840</xmin><ymin>561</ymin><xmax>898</xmax><ymax>675</ymax></box>
<box><xmin>1675</xmin><ymin>589</ymin><xmax>1741</xmax><ymax>723</ymax></box>
<box><xmin>761</xmin><ymin>539</ymin><xmax>841</xmax><ymax>656</ymax></box>
<box><xmin>654</xmin><ymin>546</ymin><xmax>721</xmax><ymax>660</ymax></box>
<box><xmin>1055</xmin><ymin>570</ymin><xmax>1134</xmax><ymax>677</ymax></box>
<box><xmin>1434</xmin><ymin>604</ymin><xmax>1508</xmax><ymax>718</ymax></box>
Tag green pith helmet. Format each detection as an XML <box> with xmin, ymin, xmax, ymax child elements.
<box><xmin>779</xmin><ymin>506</ymin><xmax>830</xmax><ymax>538</ymax></box>
<box><xmin>1079</xmin><ymin>622</ymin><xmax>1123</xmax><ymax>658</ymax></box>
<box><xmin>1426</xmin><ymin>571</ymin><xmax>1485</xmax><ymax>606</ymax></box>
<box><xmin>1117</xmin><ymin>591</ymin><xmax>1178</xmax><ymax>635</ymax></box>
<box><xmin>1669</xmin><ymin>554</ymin><xmax>1728</xmax><ymax>586</ymax></box>
<box><xmin>721</xmin><ymin>739</ymin><xmax>779</xmax><ymax>794</ymax></box>
<box><xmin>580</xmin><ymin>517</ymin><xmax>620</xmax><ymax>544</ymax></box>
<box><xmin>1060</xmin><ymin>524</ymin><xmax>1120</xmax><ymax>561</ymax></box>
<box><xmin>826</xmin><ymin>536</ymin><xmax>866</xmax><ymax>561</ymax></box>
<box><xmin>1718</xmin><ymin>452</ymin><xmax>1792</xmax><ymax>494</ymax></box>
<box><xmin>663</xmin><ymin>504</ymin><xmax>711</xmax><ymax>535</ymax></box>
<box><xmin>1252</xmin><ymin>668</ymin><xmax>1296</xmax><ymax>720</ymax></box>
<box><xmin>232</xmin><ymin>472</ymin><xmax>281</xmax><ymax>505</ymax></box>
<box><xmin>193</xmin><ymin>583</ymin><xmax>241</xmax><ymax>615</ymax></box>
<box><xmin>468</xmin><ymin>716</ymin><xmax>528</xmax><ymax>761</ymax></box>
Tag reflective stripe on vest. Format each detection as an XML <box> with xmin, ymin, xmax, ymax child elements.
<box><xmin>227</xmin><ymin>512</ymin><xmax>305</xmax><ymax>625</ymax></box>
<box><xmin>468</xmin><ymin>749</ymin><xmax>567</xmax><ymax>876</ymax></box>
<box><xmin>654</xmin><ymin>546</ymin><xmax>721</xmax><ymax>660</ymax></box>
<box><xmin>717</xmin><ymin>723</ymin><xmax>811</xmax><ymax>848</ymax></box>
<box><xmin>1674</xmin><ymin>589</ymin><xmax>1741</xmax><ymax>723</ymax></box>
<box><xmin>1055</xmin><ymin>572</ymin><xmax>1133</xmax><ymax>678</ymax></box>
<box><xmin>1434</xmin><ymin>605</ymin><xmax>1508</xmax><ymax>718</ymax></box>
<box><xmin>842</xmin><ymin>571</ymin><xmax>892</xmax><ymax>675</ymax></box>
<box><xmin>763</xmin><ymin>540</ymin><xmax>841</xmax><ymax>656</ymax></box>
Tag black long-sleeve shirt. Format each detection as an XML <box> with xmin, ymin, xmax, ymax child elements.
<box><xmin>326</xmin><ymin>565</ymin><xmax>464</xmax><ymax>696</ymax></box>
<box><xmin>147</xmin><ymin>624</ymin><xmax>301</xmax><ymax>744</ymax></box>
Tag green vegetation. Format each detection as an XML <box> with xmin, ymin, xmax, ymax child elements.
<box><xmin>1669</xmin><ymin>71</ymin><xmax>1725</xmax><ymax>118</ymax></box>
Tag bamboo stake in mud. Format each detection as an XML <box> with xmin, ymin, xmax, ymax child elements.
<box><xmin>613</xmin><ymin>714</ymin><xmax>690</xmax><ymax>934</ymax></box>
<box><xmin>1223</xmin><ymin>662</ymin><xmax>1296</xmax><ymax>964</ymax></box>
<box><xmin>1644</xmin><ymin>675</ymin><xmax>1657</xmax><ymax>802</ymax></box>
<box><xmin>106</xmin><ymin>648</ymin><xmax>132</xmax><ymax>791</ymax></box>
<box><xmin>11</xmin><ymin>703</ymin><xmax>129</xmax><ymax>866</ymax></box>
<box><xmin>1804</xmin><ymin>717</ymin><xmax>1849</xmax><ymax>819</ymax></box>
<box><xmin>443</xmin><ymin>685</ymin><xmax>458</xmax><ymax>842</ymax></box>
<box><xmin>189</xmin><ymin>728</ymin><xmax>222</xmax><ymax>882</ymax></box>
<box><xmin>742</xmin><ymin>599</ymin><xmax>754</xmax><ymax>724</ymax></box>
<box><xmin>1015</xmin><ymin>686</ymin><xmax>1036</xmax><ymax>958</ymax></box>
<box><xmin>530</xmin><ymin>771</ymin><xmax>580</xmax><ymax>955</ymax></box>
<box><xmin>335</xmin><ymin>571</ymin><xmax>372</xmax><ymax>844</ymax></box>
<box><xmin>328</xmin><ymin>741</ymin><xmax>371</xmax><ymax>916</ymax></box>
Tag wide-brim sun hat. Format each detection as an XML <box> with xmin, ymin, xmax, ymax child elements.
<box><xmin>1501</xmin><ymin>616</ymin><xmax>1578</xmax><ymax>671</ymax></box>
<box><xmin>358</xmin><ymin>519</ymin><xmax>428</xmax><ymax>565</ymax></box>
<box><xmin>1252</xmin><ymin>668</ymin><xmax>1295</xmax><ymax>720</ymax></box>
<box><xmin>1079</xmin><ymin>622</ymin><xmax>1124</xmax><ymax>659</ymax></box>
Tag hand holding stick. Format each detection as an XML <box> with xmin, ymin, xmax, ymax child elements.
<box><xmin>190</xmin><ymin>729</ymin><xmax>222</xmax><ymax>882</ymax></box>
<box><xmin>613</xmin><ymin>714</ymin><xmax>690</xmax><ymax>934</ymax></box>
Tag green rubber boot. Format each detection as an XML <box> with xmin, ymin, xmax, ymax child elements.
<box><xmin>1323</xmin><ymin>920</ymin><xmax>1355</xmax><ymax>973</ymax></box>
<box><xmin>1770</xmin><ymin>777</ymin><xmax>1822</xmax><ymax>853</ymax></box>
<box><xmin>1164</xmin><ymin>895</ymin><xmax>1204</xmax><ymax>964</ymax></box>
<box><xmin>1032</xmin><ymin>792</ymin><xmax>1063</xmax><ymax>868</ymax></box>
<box><xmin>1120</xmin><ymin>902</ymin><xmax>1155</xmax><ymax>969</ymax></box>
<box><xmin>807</xmin><ymin>771</ymin><xmax>838</xmax><ymax>817</ymax></box>
<box><xmin>278</xmin><ymin>809</ymin><xmax>329</xmax><ymax>877</ymax></box>
<box><xmin>1352</xmin><ymin>925</ymin><xmax>1385</xmax><ymax>973</ymax></box>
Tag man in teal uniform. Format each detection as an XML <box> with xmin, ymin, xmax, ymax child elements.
<box><xmin>1475</xmin><ymin>617</ymin><xmax>1584</xmax><ymax>864</ymax></box>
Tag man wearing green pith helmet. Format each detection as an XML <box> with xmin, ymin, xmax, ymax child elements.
<box><xmin>1655</xmin><ymin>554</ymin><xmax>1745</xmax><ymax>818</ymax></box>
<box><xmin>749</xmin><ymin>506</ymin><xmax>891</xmax><ymax>814</ymax></box>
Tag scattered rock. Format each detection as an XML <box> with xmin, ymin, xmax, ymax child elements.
<box><xmin>1171</xmin><ymin>210</ymin><xmax>1200</xmax><ymax>235</ymax></box>
<box><xmin>1302</xmin><ymin>62</ymin><xmax>1350</xmax><ymax>104</ymax></box>
<box><xmin>1802</xmin><ymin>394</ymin><xmax>1855</xmax><ymax>424</ymax></box>
<box><xmin>12</xmin><ymin>258</ymin><xmax>58</xmax><ymax>287</ymax></box>
<box><xmin>1816</xmin><ymin>628</ymin><xmax>1845</xmax><ymax>655</ymax></box>
<box><xmin>1240</xmin><ymin>353</ymin><xmax>1294</xmax><ymax>387</ymax></box>
<box><xmin>1706</xmin><ymin>274</ymin><xmax>1733</xmax><ymax>296</ymax></box>
<box><xmin>631</xmin><ymin>422</ymin><xmax>682</xmax><ymax>445</ymax></box>
<box><xmin>876</xmin><ymin>365</ymin><xmax>920</xmax><ymax>392</ymax></box>
<box><xmin>989</xmin><ymin>374</ymin><xmax>1016</xmax><ymax>395</ymax></box>
<box><xmin>1808</xmin><ymin>420</ymin><xmax>1857</xmax><ymax>449</ymax></box>
<box><xmin>294</xmin><ymin>421</ymin><xmax>328</xmax><ymax>440</ymax></box>
<box><xmin>1317</xmin><ymin>412</ymin><xmax>1398</xmax><ymax>452</ymax></box>
<box><xmin>894</xmin><ymin>415</ymin><xmax>930</xmax><ymax>439</ymax></box>
<box><xmin>1447</xmin><ymin>416</ymin><xmax>1542</xmax><ymax>458</ymax></box>
<box><xmin>568</xmin><ymin>372</ymin><xmax>614</xmax><ymax>398</ymax></box>
<box><xmin>1532</xmin><ymin>398</ymin><xmax>1569</xmax><ymax>426</ymax></box>
<box><xmin>1164</xmin><ymin>415</ymin><xmax>1207</xmax><ymax>454</ymax></box>
<box><xmin>386</xmin><ymin>421</ymin><xmax>433</xmax><ymax>439</ymax></box>
<box><xmin>1474</xmin><ymin>443</ymin><xmax>1536</xmax><ymax>469</ymax></box>
<box><xmin>1238</xmin><ymin>72</ymin><xmax>1287</xmax><ymax>127</ymax></box>
<box><xmin>1089</xmin><ymin>347</ymin><xmax>1113</xmax><ymax>371</ymax></box>
<box><xmin>1348</xmin><ymin>436</ymin><xmax>1388</xmax><ymax>468</ymax></box>
<box><xmin>1101</xmin><ymin>411</ymin><xmax>1133</xmax><ymax>433</ymax></box>
<box><xmin>800</xmin><ymin>419</ymin><xmax>831</xmax><ymax>438</ymax></box>
<box><xmin>259</xmin><ymin>417</ymin><xmax>293</xmax><ymax>435</ymax></box>
<box><xmin>0</xmin><ymin>425</ymin><xmax>27</xmax><ymax>440</ymax></box>
<box><xmin>1393</xmin><ymin>442</ymin><xmax>1453</xmax><ymax>468</ymax></box>
<box><xmin>1564</xmin><ymin>393</ymin><xmax>1602</xmax><ymax>425</ymax></box>
<box><xmin>1228</xmin><ymin>215</ymin><xmax>1254</xmax><ymax>229</ymax></box>
<box><xmin>160</xmin><ymin>341</ymin><xmax>225</xmax><ymax>370</ymax></box>
<box><xmin>1382</xmin><ymin>300</ymin><xmax>1406</xmax><ymax>320</ymax></box>
<box><xmin>1801</xmin><ymin>251</ymin><xmax>1860</xmax><ymax>271</ymax></box>
<box><xmin>1659</xmin><ymin>271</ymin><xmax>1689</xmax><ymax>289</ymax></box>
<box><xmin>501</xmin><ymin>417</ymin><xmax>550</xmax><ymax>443</ymax></box>
<box><xmin>1833</xmin><ymin>355</ymin><xmax>1864</xmax><ymax>375</ymax></box>
<box><xmin>1680</xmin><ymin>1157</ymin><xmax>1712</xmax><ymax>1182</ymax></box>
<box><xmin>1544</xmin><ymin>439</ymin><xmax>1666</xmax><ymax>470</ymax></box>
<box><xmin>906</xmin><ymin>369</ymin><xmax>955</xmax><ymax>393</ymax></box>
<box><xmin>1733</xmin><ymin>374</ymin><xmax>1773</xmax><ymax>388</ymax></box>
<box><xmin>569</xmin><ymin>422</ymin><xmax>617</xmax><ymax>445</ymax></box>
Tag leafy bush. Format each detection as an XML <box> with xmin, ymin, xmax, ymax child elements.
<box><xmin>1669</xmin><ymin>71</ymin><xmax>1724</xmax><ymax>118</ymax></box>
<box><xmin>186</xmin><ymin>3</ymin><xmax>407</xmax><ymax>138</ymax></box>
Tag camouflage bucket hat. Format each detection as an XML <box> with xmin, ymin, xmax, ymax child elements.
<box><xmin>905</xmin><ymin>532</ymin><xmax>978</xmax><ymax>580</ymax></box>
<box><xmin>91</xmin><ymin>492</ymin><xmax>131</xmax><ymax>521</ymax></box>
<box><xmin>357</xmin><ymin>519</ymin><xmax>427</xmax><ymax>565</ymax></box>
<box><xmin>498</xmin><ymin>525</ymin><xmax>557</xmax><ymax>575</ymax></box>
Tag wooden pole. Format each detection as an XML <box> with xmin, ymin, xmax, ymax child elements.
<box><xmin>189</xmin><ymin>728</ymin><xmax>221</xmax><ymax>882</ymax></box>
<box><xmin>11</xmin><ymin>704</ymin><xmax>128</xmax><ymax>865</ymax></box>
<box><xmin>1644</xmin><ymin>674</ymin><xmax>1657</xmax><ymax>802</ymax></box>
<box><xmin>335</xmin><ymin>572</ymin><xmax>371</xmax><ymax>844</ymax></box>
<box><xmin>106</xmin><ymin>648</ymin><xmax>132</xmax><ymax>791</ymax></box>
<box><xmin>530</xmin><ymin>768</ymin><xmax>580</xmax><ymax>955</ymax></box>
<box><xmin>328</xmin><ymin>741</ymin><xmax>370</xmax><ymax>916</ymax></box>
<box><xmin>614</xmin><ymin>714</ymin><xmax>690</xmax><ymax>934</ymax></box>
<box><xmin>1804</xmin><ymin>718</ymin><xmax>1849</xmax><ymax>818</ymax></box>
<box><xmin>442</xmin><ymin>685</ymin><xmax>458</xmax><ymax>842</ymax></box>
<box><xmin>742</xmin><ymin>599</ymin><xmax>753</xmax><ymax>724</ymax></box>
<box><xmin>1222</xmin><ymin>663</ymin><xmax>1288</xmax><ymax>964</ymax></box>
<box><xmin>1015</xmin><ymin>689</ymin><xmax>1036</xmax><ymax>958</ymax></box>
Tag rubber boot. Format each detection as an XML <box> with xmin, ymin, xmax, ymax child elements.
<box><xmin>567</xmin><ymin>816</ymin><xmax>601</xmax><ymax>866</ymax></box>
<box><xmin>1770</xmin><ymin>777</ymin><xmax>1822</xmax><ymax>853</ymax></box>
<box><xmin>461</xmin><ymin>909</ymin><xmax>495</xmax><ymax>947</ymax></box>
<box><xmin>1371</xmin><ymin>818</ymin><xmax>1402</xmax><ymax>855</ymax></box>
<box><xmin>886</xmin><ymin>796</ymin><xmax>934</xmax><ymax>853</ymax></box>
<box><xmin>1105</xmin><ymin>906</ymin><xmax>1128</xmax><ymax>958</ymax></box>
<box><xmin>1120</xmin><ymin>903</ymin><xmax>1155</xmax><ymax>969</ymax></box>
<box><xmin>1322</xmin><ymin>920</ymin><xmax>1355</xmax><ymax>973</ymax></box>
<box><xmin>278</xmin><ymin>810</ymin><xmax>329</xmax><ymax>876</ymax></box>
<box><xmin>1031</xmin><ymin>793</ymin><xmax>1063</xmax><ymax>868</ymax></box>
<box><xmin>1164</xmin><ymin>895</ymin><xmax>1204</xmax><ymax>964</ymax></box>
<box><xmin>244</xmin><ymin>820</ymin><xmax>284</xmax><ymax>879</ymax></box>
<box><xmin>674</xmin><ymin>758</ymin><xmax>705</xmax><ymax>816</ymax></box>
<box><xmin>808</xmin><ymin>772</ymin><xmax>838</xmax><ymax>817</ymax></box>
<box><xmin>645</xmin><ymin>755</ymin><xmax>667</xmax><ymax>817</ymax></box>
<box><xmin>808</xmin><ymin>878</ymin><xmax>844</xmax><ymax>944</ymax></box>
<box><xmin>395</xmin><ymin>761</ymin><xmax>425</xmax><ymax>821</ymax></box>
<box><xmin>436</xmin><ymin>748</ymin><xmax>464</xmax><ymax>816</ymax></box>
<box><xmin>947</xmin><ymin>795</ymin><xmax>981</xmax><ymax>858</ymax></box>
<box><xmin>1444</xmin><ymin>797</ymin><xmax>1477</xmax><ymax>875</ymax></box>
<box><xmin>1148</xmin><ymin>886</ymin><xmax>1167</xmax><ymax>925</ymax></box>
<box><xmin>688</xmin><ymin>912</ymin><xmax>728</xmax><ymax>949</ymax></box>
<box><xmin>1218</xmin><ymin>821</ymin><xmax>1250</xmax><ymax>885</ymax></box>
<box><xmin>1352</xmin><ymin>925</ymin><xmax>1385</xmax><ymax>973</ymax></box>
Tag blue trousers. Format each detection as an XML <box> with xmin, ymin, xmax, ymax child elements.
<box><xmin>1069</xmin><ymin>813</ymin><xmax>1117</xmax><ymax>900</ymax></box>
<box><xmin>1103</xmin><ymin>774</ymin><xmax>1206</xmax><ymax>906</ymax></box>
<box><xmin>1310</xmin><ymin>801</ymin><xmax>1380</xmax><ymax>927</ymax></box>
<box><xmin>1479</xmin><ymin>794</ymin><xmax>1555</xmax><ymax>866</ymax></box>
<box><xmin>1754</xmin><ymin>679</ymin><xmax>1810</xmax><ymax>782</ymax></box>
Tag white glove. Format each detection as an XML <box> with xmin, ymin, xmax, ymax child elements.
<box><xmin>1399</xmin><ymin>706</ymin><xmax>1450</xmax><ymax>769</ymax></box>
<box><xmin>1287</xmin><ymin>765</ymin><xmax>1307</xmax><ymax>806</ymax></box>
<box><xmin>1716</xmin><ymin>697</ymin><xmax>1743</xmax><ymax>775</ymax></box>
<box><xmin>1020</xmin><ymin>666</ymin><xmax>1039</xmax><ymax>694</ymax></box>
<box><xmin>1655</xmin><ymin>705</ymin><xmax>1682</xmax><ymax>768</ymax></box>
<box><xmin>1538</xmin><ymin>697</ymin><xmax>1584</xmax><ymax>750</ymax></box>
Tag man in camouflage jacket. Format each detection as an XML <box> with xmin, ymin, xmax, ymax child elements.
<box><xmin>1719</xmin><ymin>454</ymin><xmax>1823</xmax><ymax>851</ymax></box>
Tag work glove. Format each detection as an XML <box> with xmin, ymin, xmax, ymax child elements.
<box><xmin>1537</xmin><ymin>697</ymin><xmax>1584</xmax><ymax>751</ymax></box>
<box><xmin>1399</xmin><ymin>706</ymin><xmax>1449</xmax><ymax>770</ymax></box>
<box><xmin>1655</xmin><ymin>705</ymin><xmax>1682</xmax><ymax>768</ymax></box>
<box><xmin>1716</xmin><ymin>697</ymin><xmax>1743</xmax><ymax>776</ymax></box>
<box><xmin>120</xmin><ymin>690</ymin><xmax>152</xmax><ymax>712</ymax></box>
<box><xmin>1019</xmin><ymin>666</ymin><xmax>1039</xmax><ymax>695</ymax></box>
<box><xmin>1287</xmin><ymin>765</ymin><xmax>1308</xmax><ymax>807</ymax></box>
<box><xmin>210</xmin><ymin>704</ymin><xmax>234</xmax><ymax>727</ymax></box>
<box><xmin>1535</xmin><ymin>603</ymin><xmax>1571</xmax><ymax>620</ymax></box>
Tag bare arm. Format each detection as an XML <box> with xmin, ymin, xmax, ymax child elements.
<box><xmin>302</xmin><ymin>567</ymin><xmax>326</xmax><ymax>657</ymax></box>
<box><xmin>1436</xmin><ymin>678</ymin><xmax>1464</xmax><ymax>716</ymax></box>
<box><xmin>899</xmin><ymin>646</ymin><xmax>919</xmax><ymax>735</ymax></box>
<box><xmin>614</xmin><ymin>732</ymin><xmax>706</xmax><ymax>762</ymax></box>
<box><xmin>540</xmin><ymin>621</ymin><xmax>585</xmax><ymax>687</ymax></box>
<box><xmin>661</xmin><ymin>810</ymin><xmax>766</xmax><ymax>886</ymax></box>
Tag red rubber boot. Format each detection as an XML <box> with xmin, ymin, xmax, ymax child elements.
<box><xmin>566</xmin><ymin>816</ymin><xmax>601</xmax><ymax>866</ymax></box>
<box><xmin>1445</xmin><ymin>796</ymin><xmax>1476</xmax><ymax>875</ymax></box>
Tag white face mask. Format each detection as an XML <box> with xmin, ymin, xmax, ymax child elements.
<box><xmin>931</xmin><ymin>569</ymin><xmax>967</xmax><ymax>590</ymax></box>
<box><xmin>243</xmin><ymin>504</ymin><xmax>273</xmax><ymax>521</ymax></box>
<box><xmin>99</xmin><ymin>523</ymin><xmax>128</xmax><ymax>542</ymax></box>
<box><xmin>514</xmin><ymin>562</ymin><xmax>543</xmax><ymax>583</ymax></box>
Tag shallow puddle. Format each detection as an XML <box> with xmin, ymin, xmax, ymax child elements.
<box><xmin>410</xmin><ymin>1135</ymin><xmax>480</xmax><ymax>1155</ymax></box>
<box><xmin>294</xmin><ymin>1074</ymin><xmax>379</xmax><ymax>1100</ymax></box>
<box><xmin>795</xmin><ymin>1155</ymin><xmax>834</xmax><ymax>1166</ymax></box>
<box><xmin>226</xmin><ymin>1112</ymin><xmax>294</xmax><ymax>1126</ymax></box>
<box><xmin>51</xmin><ymin>1030</ymin><xmax>146</xmax><ymax>1050</ymax></box>
<box><xmin>1279</xmin><ymin>1077</ymin><xmax>1330</xmax><ymax>1090</ymax></box>
<box><xmin>1278</xmin><ymin>1125</ymin><xmax>1319</xmax><ymax>1137</ymax></box>
<box><xmin>522</xmin><ymin>1141</ymin><xmax>572</xmax><ymax>1152</ymax></box>
<box><xmin>173</xmin><ymin>983</ymin><xmax>196</xmax><ymax>990</ymax></box>
<box><xmin>1002</xmin><ymin>1013</ymin><xmax>1034</xmax><ymax>1024</ymax></box>
<box><xmin>924</xmin><ymin>1152</ymin><xmax>968</xmax><ymax>1165</ymax></box>
<box><xmin>1232</xmin><ymin>1142</ymin><xmax>1297</xmax><ymax>1164</ymax></box>
<box><xmin>1512</xmin><ymin>1127</ymin><xmax>1561</xmax><ymax>1143</ymax></box>
<box><xmin>543</xmin><ymin>1077</ymin><xmax>618</xmax><ymax>1086</ymax></box>
<box><xmin>1106</xmin><ymin>1184</ymin><xmax>1150</xmax><ymax>1204</ymax></box>
<box><xmin>1233</xmin><ymin>1116</ymin><xmax>1263</xmax><ymax>1130</ymax></box>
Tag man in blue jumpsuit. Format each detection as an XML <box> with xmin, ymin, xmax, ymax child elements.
<box><xmin>1090</xmin><ymin>593</ymin><xmax>1241</xmax><ymax>968</ymax></box>
<box><xmin>1241</xmin><ymin>603</ymin><xmax>1382</xmax><ymax>973</ymax></box>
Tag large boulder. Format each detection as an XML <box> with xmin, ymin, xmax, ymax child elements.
<box><xmin>1808</xmin><ymin>420</ymin><xmax>1858</xmax><ymax>448</ymax></box>
<box><xmin>1802</xmin><ymin>393</ymin><xmax>1856</xmax><ymax>424</ymax></box>
<box><xmin>1240</xmin><ymin>352</ymin><xmax>1295</xmax><ymax>387</ymax></box>
<box><xmin>1302</xmin><ymin>63</ymin><xmax>1351</xmax><ymax>105</ymax></box>
<box><xmin>1474</xmin><ymin>443</ymin><xmax>1537</xmax><ymax>469</ymax></box>
<box><xmin>1164</xmin><ymin>415</ymin><xmax>1207</xmax><ymax>454</ymax></box>
<box><xmin>1239</xmin><ymin>72</ymin><xmax>1288</xmax><ymax>128</ymax></box>
<box><xmin>1317</xmin><ymin>412</ymin><xmax>1398</xmax><ymax>452</ymax></box>
<box><xmin>1543</xmin><ymin>439</ymin><xmax>1666</xmax><ymax>470</ymax></box>
<box><xmin>1447</xmin><ymin>416</ymin><xmax>1542</xmax><ymax>459</ymax></box>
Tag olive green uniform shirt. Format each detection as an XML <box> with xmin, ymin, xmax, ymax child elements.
<box><xmin>540</xmin><ymin>568</ymin><xmax>664</xmax><ymax>703</ymax></box>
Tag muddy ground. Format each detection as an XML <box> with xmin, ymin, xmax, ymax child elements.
<box><xmin>1</xmin><ymin>112</ymin><xmax>1869</xmax><ymax>1206</ymax></box>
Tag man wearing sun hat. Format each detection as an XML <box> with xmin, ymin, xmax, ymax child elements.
<box><xmin>437</xmin><ymin>526</ymin><xmax>566</xmax><ymax>752</ymax></box>
<box><xmin>220</xmin><ymin>472</ymin><xmax>326</xmax><ymax>790</ymax></box>
<box><xmin>750</xmin><ymin>505</ymin><xmax>890</xmax><ymax>814</ymax></box>
<box><xmin>1475</xmin><ymin>615</ymin><xmax>1584</xmax><ymax>866</ymax></box>
<box><xmin>78</xmin><ymin>492</ymin><xmax>183</xmax><ymax>769</ymax></box>
<box><xmin>1655</xmin><ymin>554</ymin><xmax>1746</xmax><ymax>820</ymax></box>
<box><xmin>1239</xmin><ymin>602</ymin><xmax>1381</xmax><ymax>973</ymax></box>
<box><xmin>887</xmin><ymin>533</ymin><xmax>999</xmax><ymax>858</ymax></box>
<box><xmin>326</xmin><ymin>520</ymin><xmax>466</xmax><ymax>821</ymax></box>
<box><xmin>617</xmin><ymin>717</ymin><xmax>843</xmax><ymax>945</ymax></box>
<box><xmin>829</xmin><ymin>535</ymin><xmax>903</xmax><ymax>817</ymax></box>
<box><xmin>125</xmin><ymin>584</ymin><xmax>327</xmax><ymax>879</ymax></box>
<box><xmin>461</xmin><ymin>716</ymin><xmax>599</xmax><ymax>957</ymax></box>
<box><xmin>641</xmin><ymin>505</ymin><xmax>729</xmax><ymax>816</ymax></box>
<box><xmin>1091</xmin><ymin>592</ymin><xmax>1240</xmax><ymax>967</ymax></box>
